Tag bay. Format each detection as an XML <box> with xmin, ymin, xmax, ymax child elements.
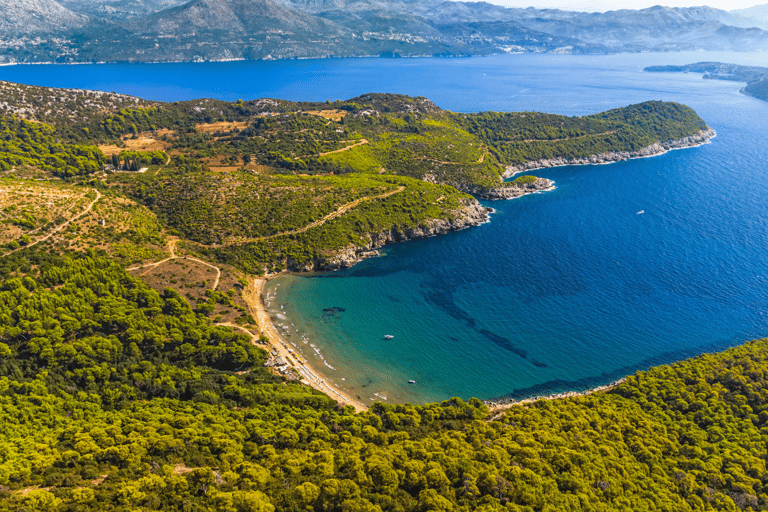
<box><xmin>261</xmin><ymin>53</ymin><xmax>768</xmax><ymax>405</ymax></box>
<box><xmin>4</xmin><ymin>52</ymin><xmax>768</xmax><ymax>404</ymax></box>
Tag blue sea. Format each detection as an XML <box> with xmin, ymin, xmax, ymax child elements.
<box><xmin>6</xmin><ymin>51</ymin><xmax>768</xmax><ymax>404</ymax></box>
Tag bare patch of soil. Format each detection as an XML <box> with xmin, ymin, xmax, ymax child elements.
<box><xmin>131</xmin><ymin>258</ymin><xmax>254</xmax><ymax>326</ymax></box>
<box><xmin>195</xmin><ymin>121</ymin><xmax>248</xmax><ymax>134</ymax></box>
<box><xmin>99</xmin><ymin>133</ymin><xmax>172</xmax><ymax>155</ymax></box>
<box><xmin>304</xmin><ymin>109</ymin><xmax>347</xmax><ymax>121</ymax></box>
<box><xmin>210</xmin><ymin>166</ymin><xmax>241</xmax><ymax>173</ymax></box>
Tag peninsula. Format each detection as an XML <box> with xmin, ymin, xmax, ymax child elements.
<box><xmin>645</xmin><ymin>61</ymin><xmax>768</xmax><ymax>103</ymax></box>
<box><xmin>0</xmin><ymin>80</ymin><xmax>736</xmax><ymax>511</ymax></box>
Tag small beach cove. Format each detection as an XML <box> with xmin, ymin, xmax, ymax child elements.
<box><xmin>258</xmin><ymin>126</ymin><xmax>720</xmax><ymax>408</ymax></box>
<box><xmin>245</xmin><ymin>276</ymin><xmax>369</xmax><ymax>412</ymax></box>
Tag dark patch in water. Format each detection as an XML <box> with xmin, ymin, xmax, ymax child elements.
<box><xmin>387</xmin><ymin>295</ymin><xmax>402</xmax><ymax>303</ymax></box>
<box><xmin>425</xmin><ymin>287</ymin><xmax>537</xmax><ymax>364</ymax></box>
<box><xmin>478</xmin><ymin>329</ymin><xmax>527</xmax><ymax>359</ymax></box>
<box><xmin>424</xmin><ymin>290</ymin><xmax>476</xmax><ymax>327</ymax></box>
<box><xmin>321</xmin><ymin>306</ymin><xmax>346</xmax><ymax>323</ymax></box>
<box><xmin>487</xmin><ymin>339</ymin><xmax>735</xmax><ymax>403</ymax></box>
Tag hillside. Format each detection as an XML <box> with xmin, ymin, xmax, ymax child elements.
<box><xmin>0</xmin><ymin>81</ymin><xmax>154</xmax><ymax>127</ymax></box>
<box><xmin>3</xmin><ymin>0</ymin><xmax>768</xmax><ymax>63</ymax></box>
<box><xmin>0</xmin><ymin>0</ymin><xmax>87</xmax><ymax>35</ymax></box>
<box><xmin>2</xmin><ymin>250</ymin><xmax>768</xmax><ymax>510</ymax></box>
<box><xmin>54</xmin><ymin>91</ymin><xmax>709</xmax><ymax>198</ymax></box>
<box><xmin>732</xmin><ymin>3</ymin><xmax>768</xmax><ymax>29</ymax></box>
<box><xmin>0</xmin><ymin>83</ymin><xmax>710</xmax><ymax>277</ymax></box>
<box><xmin>135</xmin><ymin>0</ymin><xmax>348</xmax><ymax>36</ymax></box>
<box><xmin>58</xmin><ymin>0</ymin><xmax>187</xmax><ymax>19</ymax></box>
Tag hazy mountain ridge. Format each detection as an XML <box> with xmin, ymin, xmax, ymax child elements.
<box><xmin>136</xmin><ymin>0</ymin><xmax>349</xmax><ymax>35</ymax></box>
<box><xmin>1</xmin><ymin>0</ymin><xmax>768</xmax><ymax>63</ymax></box>
<box><xmin>732</xmin><ymin>3</ymin><xmax>768</xmax><ymax>29</ymax></box>
<box><xmin>0</xmin><ymin>0</ymin><xmax>88</xmax><ymax>34</ymax></box>
<box><xmin>58</xmin><ymin>0</ymin><xmax>188</xmax><ymax>20</ymax></box>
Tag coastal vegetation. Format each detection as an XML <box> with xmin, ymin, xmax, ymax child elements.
<box><xmin>38</xmin><ymin>91</ymin><xmax>708</xmax><ymax>199</ymax></box>
<box><xmin>1</xmin><ymin>251</ymin><xmax>768</xmax><ymax>510</ymax></box>
<box><xmin>458</xmin><ymin>101</ymin><xmax>709</xmax><ymax>166</ymax></box>
<box><xmin>0</xmin><ymin>82</ymin><xmax>713</xmax><ymax>276</ymax></box>
<box><xmin>0</xmin><ymin>116</ymin><xmax>104</xmax><ymax>177</ymax></box>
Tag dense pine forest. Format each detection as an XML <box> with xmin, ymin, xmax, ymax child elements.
<box><xmin>0</xmin><ymin>82</ymin><xmax>747</xmax><ymax>511</ymax></box>
<box><xmin>1</xmin><ymin>250</ymin><xmax>767</xmax><ymax>511</ymax></box>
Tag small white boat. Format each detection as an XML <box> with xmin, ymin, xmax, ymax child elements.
<box><xmin>383</xmin><ymin>335</ymin><xmax>394</xmax><ymax>340</ymax></box>
<box><xmin>637</xmin><ymin>210</ymin><xmax>644</xmax><ymax>214</ymax></box>
<box><xmin>408</xmin><ymin>380</ymin><xmax>416</xmax><ymax>384</ymax></box>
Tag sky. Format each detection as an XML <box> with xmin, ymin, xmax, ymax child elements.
<box><xmin>486</xmin><ymin>0</ymin><xmax>763</xmax><ymax>12</ymax></box>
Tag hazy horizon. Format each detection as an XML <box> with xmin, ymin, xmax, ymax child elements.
<box><xmin>484</xmin><ymin>0</ymin><xmax>764</xmax><ymax>12</ymax></box>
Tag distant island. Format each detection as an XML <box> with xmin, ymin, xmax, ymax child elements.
<box><xmin>645</xmin><ymin>61</ymin><xmax>768</xmax><ymax>103</ymax></box>
<box><xmin>3</xmin><ymin>0</ymin><xmax>768</xmax><ymax>63</ymax></box>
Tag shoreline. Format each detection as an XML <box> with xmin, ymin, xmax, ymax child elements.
<box><xmin>502</xmin><ymin>128</ymin><xmax>716</xmax><ymax>177</ymax></box>
<box><xmin>244</xmin><ymin>274</ymin><xmax>369</xmax><ymax>412</ymax></box>
<box><xmin>285</xmin><ymin>198</ymin><xmax>492</xmax><ymax>272</ymax></box>
<box><xmin>240</xmin><ymin>130</ymin><xmax>713</xmax><ymax>412</ymax></box>
<box><xmin>484</xmin><ymin>378</ymin><xmax>628</xmax><ymax>417</ymax></box>
<box><xmin>485</xmin><ymin>377</ymin><xmax>628</xmax><ymax>409</ymax></box>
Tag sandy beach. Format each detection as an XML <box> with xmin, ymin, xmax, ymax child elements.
<box><xmin>243</xmin><ymin>276</ymin><xmax>369</xmax><ymax>412</ymax></box>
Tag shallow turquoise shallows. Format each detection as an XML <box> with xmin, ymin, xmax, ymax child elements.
<box><xmin>6</xmin><ymin>51</ymin><xmax>768</xmax><ymax>404</ymax></box>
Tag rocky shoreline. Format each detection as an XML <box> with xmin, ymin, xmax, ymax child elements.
<box><xmin>501</xmin><ymin>128</ymin><xmax>716</xmax><ymax>177</ymax></box>
<box><xmin>286</xmin><ymin>198</ymin><xmax>492</xmax><ymax>272</ymax></box>
<box><xmin>475</xmin><ymin>177</ymin><xmax>555</xmax><ymax>200</ymax></box>
<box><xmin>284</xmin><ymin>129</ymin><xmax>714</xmax><ymax>272</ymax></box>
<box><xmin>285</xmin><ymin>177</ymin><xmax>557</xmax><ymax>272</ymax></box>
<box><xmin>484</xmin><ymin>377</ymin><xmax>628</xmax><ymax>411</ymax></box>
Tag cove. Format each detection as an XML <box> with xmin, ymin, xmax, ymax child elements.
<box><xmin>262</xmin><ymin>54</ymin><xmax>768</xmax><ymax>405</ymax></box>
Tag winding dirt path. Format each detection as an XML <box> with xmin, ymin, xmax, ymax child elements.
<box><xmin>318</xmin><ymin>138</ymin><xmax>368</xmax><ymax>156</ymax></box>
<box><xmin>126</xmin><ymin>239</ymin><xmax>222</xmax><ymax>290</ymax></box>
<box><xmin>218</xmin><ymin>185</ymin><xmax>405</xmax><ymax>247</ymax></box>
<box><xmin>154</xmin><ymin>153</ymin><xmax>172</xmax><ymax>176</ymax></box>
<box><xmin>3</xmin><ymin>189</ymin><xmax>102</xmax><ymax>257</ymax></box>
<box><xmin>124</xmin><ymin>181</ymin><xmax>399</xmax><ymax>290</ymax></box>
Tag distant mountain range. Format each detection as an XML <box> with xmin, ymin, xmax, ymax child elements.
<box><xmin>733</xmin><ymin>3</ymin><xmax>768</xmax><ymax>27</ymax></box>
<box><xmin>2</xmin><ymin>0</ymin><xmax>768</xmax><ymax>64</ymax></box>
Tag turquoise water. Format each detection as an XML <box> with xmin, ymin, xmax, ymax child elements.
<box><xmin>5</xmin><ymin>52</ymin><xmax>768</xmax><ymax>404</ymax></box>
<box><xmin>262</xmin><ymin>54</ymin><xmax>768</xmax><ymax>405</ymax></box>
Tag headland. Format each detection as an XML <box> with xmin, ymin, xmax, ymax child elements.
<box><xmin>502</xmin><ymin>128</ymin><xmax>716</xmax><ymax>177</ymax></box>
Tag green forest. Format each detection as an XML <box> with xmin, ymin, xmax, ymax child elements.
<box><xmin>0</xmin><ymin>82</ymin><xmax>740</xmax><ymax>511</ymax></box>
<box><xmin>0</xmin><ymin>117</ymin><xmax>104</xmax><ymax>177</ymax></box>
<box><xmin>37</xmin><ymin>91</ymin><xmax>709</xmax><ymax>197</ymax></box>
<box><xmin>0</xmin><ymin>251</ymin><xmax>767</xmax><ymax>511</ymax></box>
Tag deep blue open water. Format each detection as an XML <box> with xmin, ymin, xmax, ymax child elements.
<box><xmin>5</xmin><ymin>52</ymin><xmax>768</xmax><ymax>404</ymax></box>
